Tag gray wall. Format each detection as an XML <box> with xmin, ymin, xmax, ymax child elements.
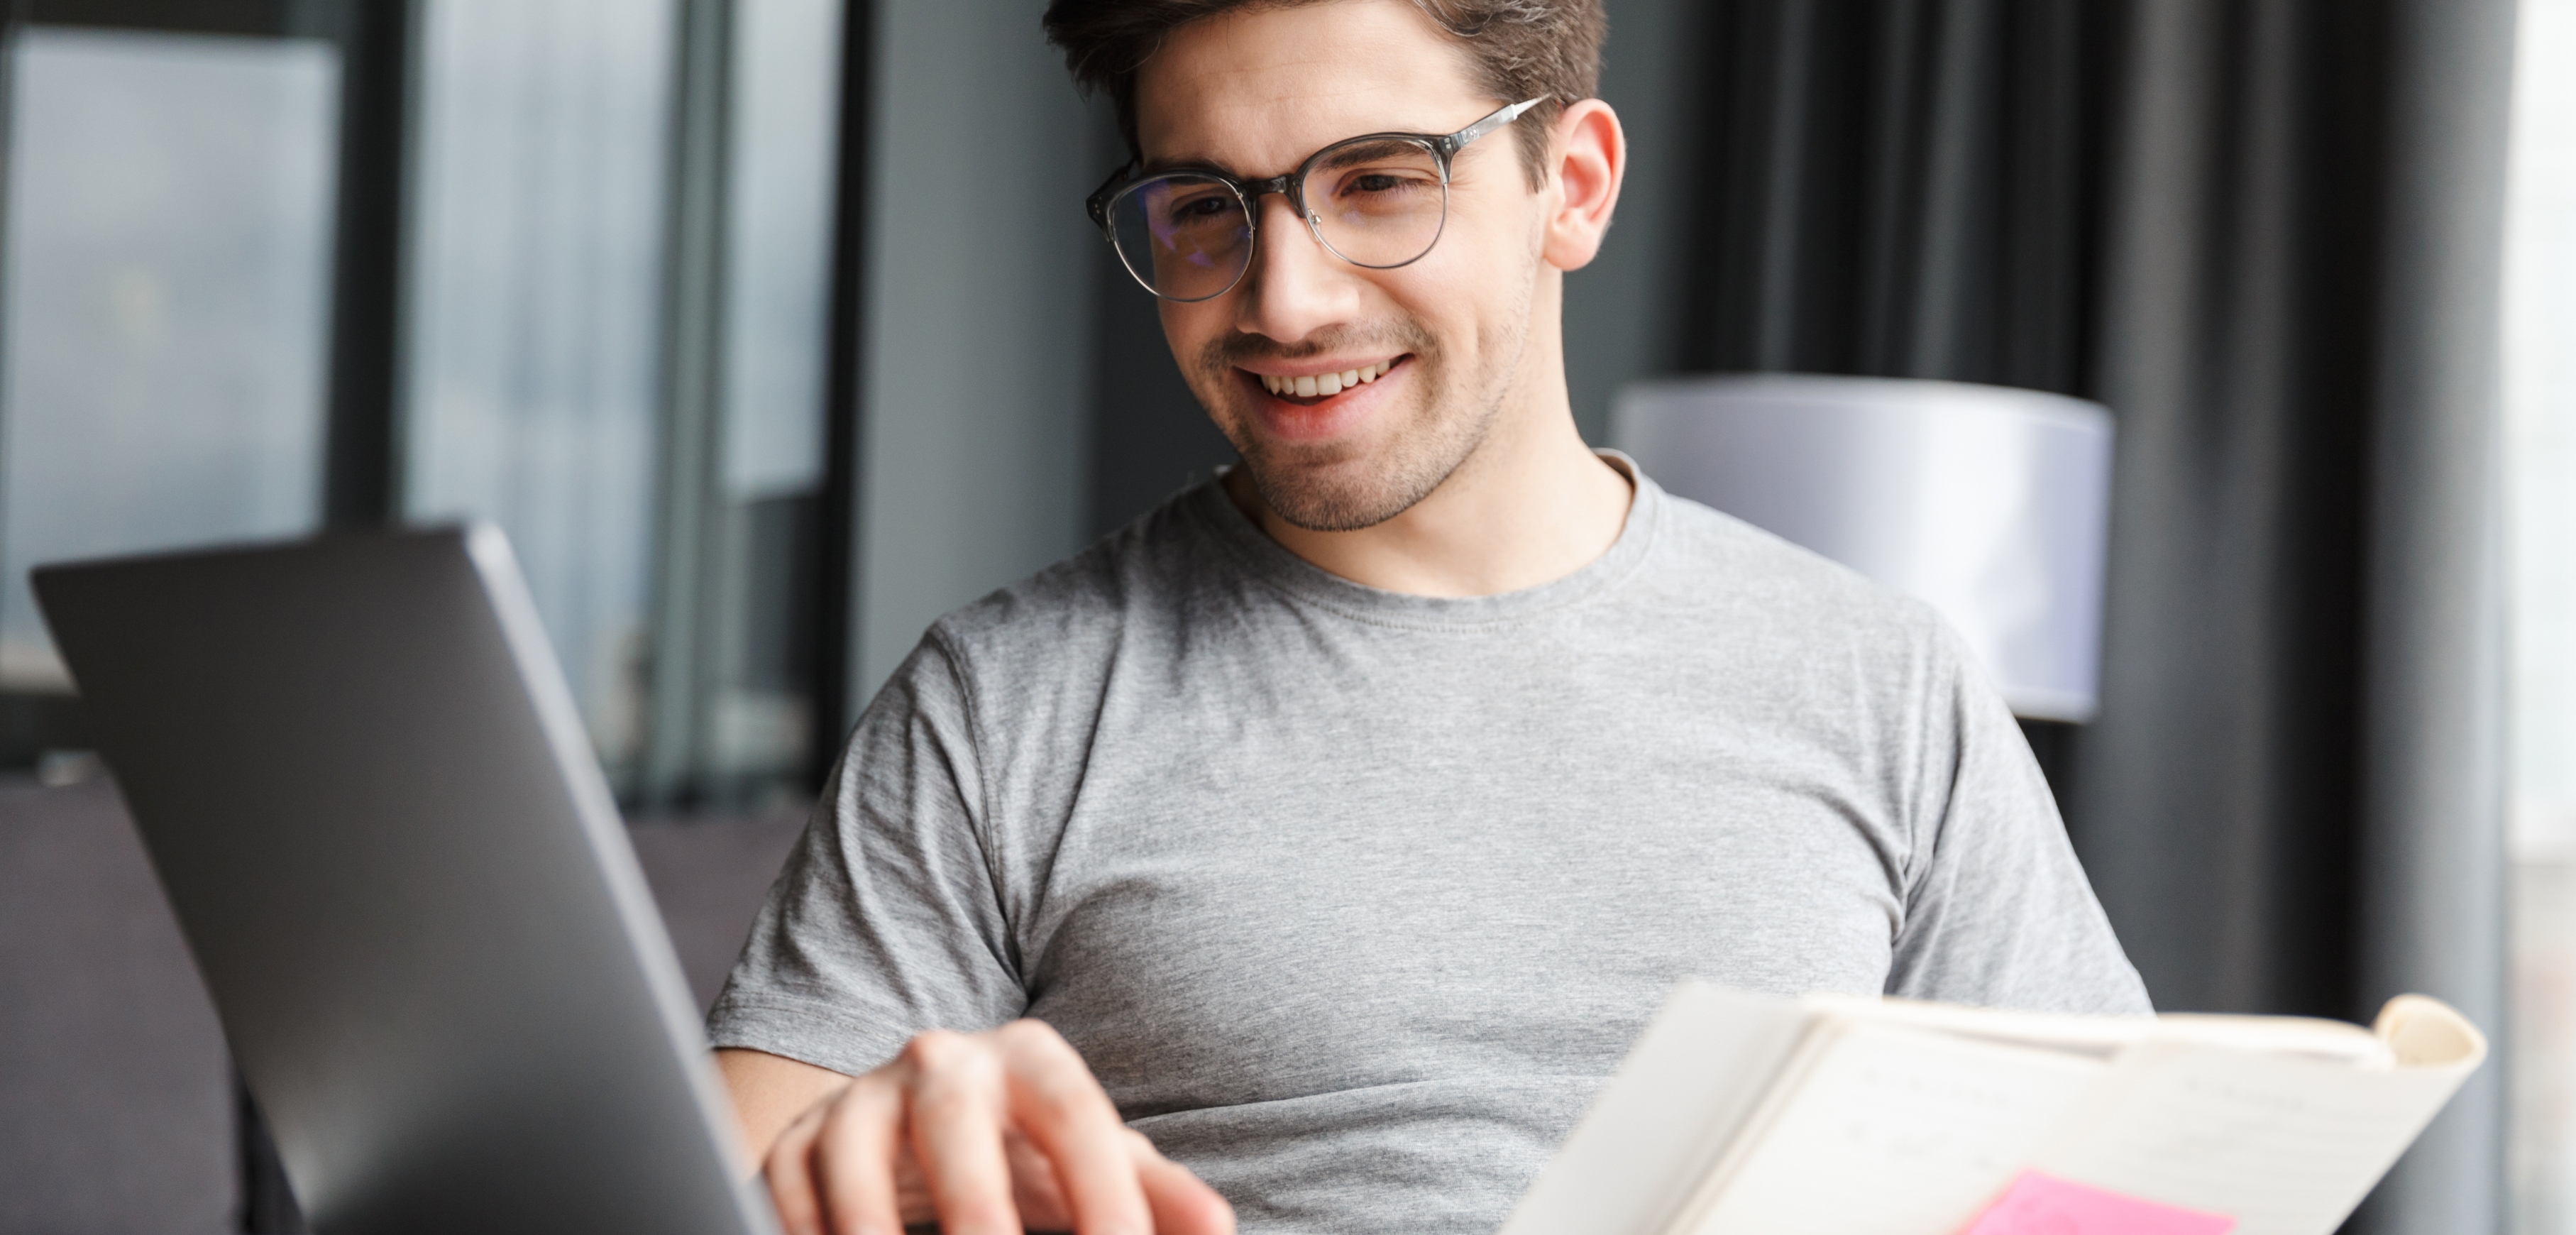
<box><xmin>852</xmin><ymin>0</ymin><xmax>1102</xmax><ymax>701</ymax></box>
<box><xmin>1561</xmin><ymin>0</ymin><xmax>1706</xmax><ymax>444</ymax></box>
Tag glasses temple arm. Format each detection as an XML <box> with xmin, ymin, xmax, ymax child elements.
<box><xmin>1439</xmin><ymin>97</ymin><xmax>1548</xmax><ymax>157</ymax></box>
<box><xmin>1085</xmin><ymin>162</ymin><xmax>1137</xmax><ymax>231</ymax></box>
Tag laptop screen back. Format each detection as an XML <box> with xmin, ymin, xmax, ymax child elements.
<box><xmin>35</xmin><ymin>526</ymin><xmax>774</xmax><ymax>1235</ymax></box>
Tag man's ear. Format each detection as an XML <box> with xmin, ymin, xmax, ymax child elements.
<box><xmin>1539</xmin><ymin>99</ymin><xmax>1626</xmax><ymax>273</ymax></box>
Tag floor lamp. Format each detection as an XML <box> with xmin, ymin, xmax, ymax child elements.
<box><xmin>1611</xmin><ymin>374</ymin><xmax>2115</xmax><ymax>724</ymax></box>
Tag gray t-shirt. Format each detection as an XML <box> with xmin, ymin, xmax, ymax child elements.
<box><xmin>709</xmin><ymin>462</ymin><xmax>2148</xmax><ymax>1234</ymax></box>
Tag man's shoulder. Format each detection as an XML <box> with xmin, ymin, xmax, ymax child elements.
<box><xmin>1641</xmin><ymin>482</ymin><xmax>1959</xmax><ymax>660</ymax></box>
<box><xmin>920</xmin><ymin>481</ymin><xmax>1227</xmax><ymax>680</ymax></box>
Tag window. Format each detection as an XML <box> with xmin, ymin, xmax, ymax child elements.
<box><xmin>2506</xmin><ymin>0</ymin><xmax>2576</xmax><ymax>1229</ymax></box>
<box><xmin>0</xmin><ymin>17</ymin><xmax>341</xmax><ymax>772</ymax></box>
<box><xmin>701</xmin><ymin>0</ymin><xmax>840</xmax><ymax>804</ymax></box>
<box><xmin>402</xmin><ymin>0</ymin><xmax>842</xmax><ymax>807</ymax></box>
<box><xmin>0</xmin><ymin>0</ymin><xmax>851</xmax><ymax>808</ymax></box>
<box><xmin>402</xmin><ymin>0</ymin><xmax>677</xmax><ymax>789</ymax></box>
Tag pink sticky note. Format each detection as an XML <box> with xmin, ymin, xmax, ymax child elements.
<box><xmin>1959</xmin><ymin>1170</ymin><xmax>2235</xmax><ymax>1235</ymax></box>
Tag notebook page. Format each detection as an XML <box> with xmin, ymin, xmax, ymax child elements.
<box><xmin>2034</xmin><ymin>1045</ymin><xmax>2476</xmax><ymax>1235</ymax></box>
<box><xmin>1808</xmin><ymin>994</ymin><xmax>2387</xmax><ymax>1067</ymax></box>
<box><xmin>1805</xmin><ymin>992</ymin><xmax>2154</xmax><ymax>1058</ymax></box>
<box><xmin>1675</xmin><ymin>1020</ymin><xmax>2106</xmax><ymax>1235</ymax></box>
<box><xmin>1497</xmin><ymin>982</ymin><xmax>1815</xmax><ymax>1235</ymax></box>
<box><xmin>2146</xmin><ymin>1014</ymin><xmax>2391</xmax><ymax>1065</ymax></box>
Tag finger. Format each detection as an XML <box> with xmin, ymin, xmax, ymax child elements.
<box><xmin>993</xmin><ymin>1021</ymin><xmax>1152</xmax><ymax>1235</ymax></box>
<box><xmin>892</xmin><ymin>1143</ymin><xmax>935</xmax><ymax>1224</ymax></box>
<box><xmin>1131</xmin><ymin>1135</ymin><xmax>1236</xmax><ymax>1235</ymax></box>
<box><xmin>813</xmin><ymin>1072</ymin><xmax>909</xmax><ymax>1235</ymax></box>
<box><xmin>762</xmin><ymin>1101</ymin><xmax>833</xmax><ymax>1235</ymax></box>
<box><xmin>1001</xmin><ymin>1128</ymin><xmax>1074</xmax><ymax>1229</ymax></box>
<box><xmin>902</xmin><ymin>1030</ymin><xmax>1021</xmax><ymax>1235</ymax></box>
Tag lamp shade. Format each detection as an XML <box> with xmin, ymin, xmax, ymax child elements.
<box><xmin>1612</xmin><ymin>374</ymin><xmax>2115</xmax><ymax>723</ymax></box>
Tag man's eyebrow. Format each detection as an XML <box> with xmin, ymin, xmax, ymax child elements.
<box><xmin>1139</xmin><ymin>152</ymin><xmax>1255</xmax><ymax>178</ymax></box>
<box><xmin>1313</xmin><ymin>138</ymin><xmax>1420</xmax><ymax>170</ymax></box>
<box><xmin>1139</xmin><ymin>128</ymin><xmax>1444</xmax><ymax>179</ymax></box>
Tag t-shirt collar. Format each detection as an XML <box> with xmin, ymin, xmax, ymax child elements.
<box><xmin>1189</xmin><ymin>449</ymin><xmax>1666</xmax><ymax>629</ymax></box>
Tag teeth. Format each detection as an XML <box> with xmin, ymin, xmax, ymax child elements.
<box><xmin>1258</xmin><ymin>359</ymin><xmax>1397</xmax><ymax>397</ymax></box>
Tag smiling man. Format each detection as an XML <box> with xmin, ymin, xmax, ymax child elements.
<box><xmin>705</xmin><ymin>2</ymin><xmax>2150</xmax><ymax>1233</ymax></box>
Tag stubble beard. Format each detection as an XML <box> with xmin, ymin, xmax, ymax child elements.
<box><xmin>1194</xmin><ymin>302</ymin><xmax>1532</xmax><ymax>533</ymax></box>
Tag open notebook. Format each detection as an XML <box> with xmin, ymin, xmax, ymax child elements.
<box><xmin>1499</xmin><ymin>981</ymin><xmax>2486</xmax><ymax>1235</ymax></box>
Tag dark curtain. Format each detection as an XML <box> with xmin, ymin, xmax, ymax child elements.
<box><xmin>1670</xmin><ymin>1</ymin><xmax>2516</xmax><ymax>1231</ymax></box>
<box><xmin>1683</xmin><ymin>0</ymin><xmax>2103</xmax><ymax>391</ymax></box>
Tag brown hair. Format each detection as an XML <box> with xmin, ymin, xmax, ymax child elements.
<box><xmin>1041</xmin><ymin>0</ymin><xmax>1606</xmax><ymax>190</ymax></box>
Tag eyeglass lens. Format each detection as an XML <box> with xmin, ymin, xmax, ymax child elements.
<box><xmin>1106</xmin><ymin>137</ymin><xmax>1449</xmax><ymax>302</ymax></box>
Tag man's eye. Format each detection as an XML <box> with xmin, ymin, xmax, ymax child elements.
<box><xmin>1165</xmin><ymin>195</ymin><xmax>1234</xmax><ymax>222</ymax></box>
<box><xmin>1332</xmin><ymin>170</ymin><xmax>1431</xmax><ymax>200</ymax></box>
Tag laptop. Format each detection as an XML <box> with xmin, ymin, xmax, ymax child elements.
<box><xmin>34</xmin><ymin>525</ymin><xmax>780</xmax><ymax>1235</ymax></box>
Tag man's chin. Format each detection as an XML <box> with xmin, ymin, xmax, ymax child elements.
<box><xmin>1202</xmin><ymin>355</ymin><xmax>1494</xmax><ymax>534</ymax></box>
<box><xmin>1235</xmin><ymin>449</ymin><xmax>1442</xmax><ymax>533</ymax></box>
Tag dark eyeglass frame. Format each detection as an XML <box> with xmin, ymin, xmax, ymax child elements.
<box><xmin>1084</xmin><ymin>97</ymin><xmax>1546</xmax><ymax>302</ymax></box>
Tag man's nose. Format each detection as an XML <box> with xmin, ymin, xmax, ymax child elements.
<box><xmin>1233</xmin><ymin>192</ymin><xmax>1361</xmax><ymax>344</ymax></box>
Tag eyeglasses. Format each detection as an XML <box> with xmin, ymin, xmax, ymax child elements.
<box><xmin>1086</xmin><ymin>97</ymin><xmax>1546</xmax><ymax>303</ymax></box>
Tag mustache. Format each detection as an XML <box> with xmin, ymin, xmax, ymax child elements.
<box><xmin>1199</xmin><ymin>322</ymin><xmax>1438</xmax><ymax>373</ymax></box>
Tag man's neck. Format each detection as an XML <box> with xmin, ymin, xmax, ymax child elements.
<box><xmin>1224</xmin><ymin>351</ymin><xmax>1634</xmax><ymax>599</ymax></box>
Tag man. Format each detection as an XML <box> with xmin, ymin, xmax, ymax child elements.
<box><xmin>710</xmin><ymin>1</ymin><xmax>2150</xmax><ymax>1232</ymax></box>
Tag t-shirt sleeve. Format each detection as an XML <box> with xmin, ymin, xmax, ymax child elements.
<box><xmin>1883</xmin><ymin>630</ymin><xmax>2153</xmax><ymax>1016</ymax></box>
<box><xmin>705</xmin><ymin>632</ymin><xmax>1028</xmax><ymax>1075</ymax></box>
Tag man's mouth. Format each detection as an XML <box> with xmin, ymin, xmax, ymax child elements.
<box><xmin>1250</xmin><ymin>357</ymin><xmax>1403</xmax><ymax>405</ymax></box>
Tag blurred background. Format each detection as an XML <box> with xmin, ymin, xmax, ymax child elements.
<box><xmin>0</xmin><ymin>0</ymin><xmax>2562</xmax><ymax>1231</ymax></box>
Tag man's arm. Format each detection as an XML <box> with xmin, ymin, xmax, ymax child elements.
<box><xmin>717</xmin><ymin>1026</ymin><xmax>1235</xmax><ymax>1235</ymax></box>
<box><xmin>1883</xmin><ymin>623</ymin><xmax>2150</xmax><ymax>1014</ymax></box>
<box><xmin>710</xmin><ymin>631</ymin><xmax>1230</xmax><ymax>1233</ymax></box>
<box><xmin>719</xmin><ymin>1047</ymin><xmax>850</xmax><ymax>1162</ymax></box>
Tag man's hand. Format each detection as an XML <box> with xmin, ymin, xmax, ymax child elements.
<box><xmin>723</xmin><ymin>1022</ymin><xmax>1235</xmax><ymax>1235</ymax></box>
